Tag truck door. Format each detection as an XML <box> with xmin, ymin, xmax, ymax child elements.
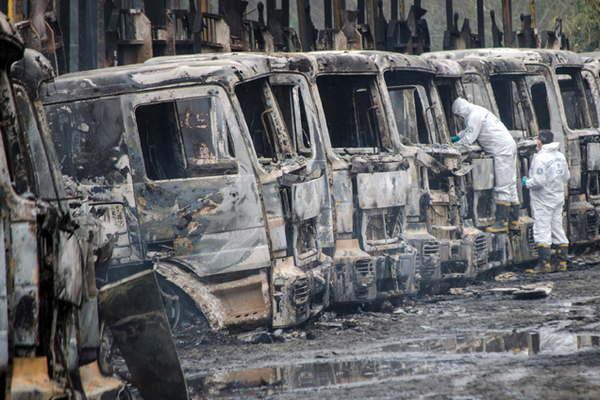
<box><xmin>123</xmin><ymin>85</ymin><xmax>271</xmax><ymax>277</ymax></box>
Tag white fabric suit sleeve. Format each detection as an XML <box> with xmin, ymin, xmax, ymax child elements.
<box><xmin>456</xmin><ymin>112</ymin><xmax>484</xmax><ymax>145</ymax></box>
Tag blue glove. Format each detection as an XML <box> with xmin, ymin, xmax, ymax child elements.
<box><xmin>451</xmin><ymin>135</ymin><xmax>460</xmax><ymax>143</ymax></box>
<box><xmin>522</xmin><ymin>176</ymin><xmax>528</xmax><ymax>186</ymax></box>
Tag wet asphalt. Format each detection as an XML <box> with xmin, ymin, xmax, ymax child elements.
<box><xmin>120</xmin><ymin>257</ymin><xmax>600</xmax><ymax>399</ymax></box>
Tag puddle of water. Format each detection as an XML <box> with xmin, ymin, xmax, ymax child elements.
<box><xmin>383</xmin><ymin>331</ymin><xmax>600</xmax><ymax>356</ymax></box>
<box><xmin>192</xmin><ymin>331</ymin><xmax>600</xmax><ymax>398</ymax></box>
<box><xmin>193</xmin><ymin>359</ymin><xmax>440</xmax><ymax>398</ymax></box>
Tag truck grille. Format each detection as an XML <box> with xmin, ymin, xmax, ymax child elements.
<box><xmin>587</xmin><ymin>210</ymin><xmax>598</xmax><ymax>238</ymax></box>
<box><xmin>292</xmin><ymin>277</ymin><xmax>310</xmax><ymax>305</ymax></box>
<box><xmin>418</xmin><ymin>240</ymin><xmax>440</xmax><ymax>279</ymax></box>
<box><xmin>526</xmin><ymin>224</ymin><xmax>537</xmax><ymax>254</ymax></box>
<box><xmin>355</xmin><ymin>258</ymin><xmax>375</xmax><ymax>281</ymax></box>
<box><xmin>474</xmin><ymin>234</ymin><xmax>488</xmax><ymax>266</ymax></box>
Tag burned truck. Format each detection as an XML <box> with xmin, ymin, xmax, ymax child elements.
<box><xmin>427</xmin><ymin>54</ymin><xmax>540</xmax><ymax>265</ymax></box>
<box><xmin>0</xmin><ymin>13</ymin><xmax>129</xmax><ymax>399</ymax></box>
<box><xmin>41</xmin><ymin>56</ymin><xmax>334</xmax><ymax>332</ymax></box>
<box><xmin>433</xmin><ymin>49</ymin><xmax>600</xmax><ymax>248</ymax></box>
<box><xmin>361</xmin><ymin>51</ymin><xmax>490</xmax><ymax>284</ymax></box>
<box><xmin>270</xmin><ymin>51</ymin><xmax>423</xmax><ymax>295</ymax></box>
<box><xmin>582</xmin><ymin>54</ymin><xmax>600</xmax><ymax>130</ymax></box>
<box><xmin>146</xmin><ymin>52</ymin><xmax>418</xmax><ymax>304</ymax></box>
<box><xmin>420</xmin><ymin>56</ymin><xmax>512</xmax><ymax>269</ymax></box>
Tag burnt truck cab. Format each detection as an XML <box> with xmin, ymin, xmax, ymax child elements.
<box><xmin>492</xmin><ymin>49</ymin><xmax>599</xmax><ymax>247</ymax></box>
<box><xmin>278</xmin><ymin>51</ymin><xmax>420</xmax><ymax>299</ymax></box>
<box><xmin>450</xmin><ymin>54</ymin><xmax>538</xmax><ymax>265</ymax></box>
<box><xmin>153</xmin><ymin>52</ymin><xmax>412</xmax><ymax>305</ymax></box>
<box><xmin>429</xmin><ymin>48</ymin><xmax>600</xmax><ymax>248</ymax></box>
<box><xmin>582</xmin><ymin>54</ymin><xmax>600</xmax><ymax>232</ymax></box>
<box><xmin>582</xmin><ymin>54</ymin><xmax>600</xmax><ymax>130</ymax></box>
<box><xmin>0</xmin><ymin>16</ymin><xmax>125</xmax><ymax>399</ymax></box>
<box><xmin>423</xmin><ymin>55</ymin><xmax>509</xmax><ymax>268</ymax></box>
<box><xmin>41</xmin><ymin>57</ymin><xmax>332</xmax><ymax>331</ymax></box>
<box><xmin>365</xmin><ymin>51</ymin><xmax>490</xmax><ymax>284</ymax></box>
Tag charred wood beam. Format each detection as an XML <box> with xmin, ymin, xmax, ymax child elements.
<box><xmin>357</xmin><ymin>0</ymin><xmax>365</xmax><ymax>24</ymax></box>
<box><xmin>446</xmin><ymin>0</ymin><xmax>453</xmax><ymax>31</ymax></box>
<box><xmin>281</xmin><ymin>0</ymin><xmax>289</xmax><ymax>27</ymax></box>
<box><xmin>391</xmin><ymin>0</ymin><xmax>398</xmax><ymax>20</ymax></box>
<box><xmin>477</xmin><ymin>0</ymin><xmax>484</xmax><ymax>47</ymax></box>
<box><xmin>333</xmin><ymin>0</ymin><xmax>344</xmax><ymax>30</ymax></box>
<box><xmin>324</xmin><ymin>0</ymin><xmax>332</xmax><ymax>28</ymax></box>
<box><xmin>502</xmin><ymin>0</ymin><xmax>513</xmax><ymax>47</ymax></box>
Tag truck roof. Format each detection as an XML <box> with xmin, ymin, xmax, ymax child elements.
<box><xmin>425</xmin><ymin>48</ymin><xmax>585</xmax><ymax>69</ymax></box>
<box><xmin>42</xmin><ymin>56</ymin><xmax>272</xmax><ymax>104</ymax></box>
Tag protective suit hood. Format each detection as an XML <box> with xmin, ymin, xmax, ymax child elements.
<box><xmin>452</xmin><ymin>97</ymin><xmax>475</xmax><ymax>119</ymax></box>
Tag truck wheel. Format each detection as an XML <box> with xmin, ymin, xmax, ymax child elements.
<box><xmin>98</xmin><ymin>323</ymin><xmax>114</xmax><ymax>375</ymax></box>
<box><xmin>158</xmin><ymin>279</ymin><xmax>182</xmax><ymax>330</ymax></box>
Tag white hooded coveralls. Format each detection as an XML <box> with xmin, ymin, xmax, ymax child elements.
<box><xmin>452</xmin><ymin>98</ymin><xmax>519</xmax><ymax>204</ymax></box>
<box><xmin>525</xmin><ymin>142</ymin><xmax>570</xmax><ymax>246</ymax></box>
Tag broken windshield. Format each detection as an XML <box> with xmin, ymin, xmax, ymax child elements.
<box><xmin>557</xmin><ymin>67</ymin><xmax>596</xmax><ymax>130</ymax></box>
<box><xmin>388</xmin><ymin>86</ymin><xmax>430</xmax><ymax>144</ymax></box>
<box><xmin>463</xmin><ymin>73</ymin><xmax>493</xmax><ymax>111</ymax></box>
<box><xmin>525</xmin><ymin>75</ymin><xmax>552</xmax><ymax>131</ymax></box>
<box><xmin>46</xmin><ymin>97</ymin><xmax>126</xmax><ymax>186</ymax></box>
<box><xmin>490</xmin><ymin>75</ymin><xmax>537</xmax><ymax>139</ymax></box>
<box><xmin>235</xmin><ymin>77</ymin><xmax>295</xmax><ymax>167</ymax></box>
<box><xmin>316</xmin><ymin>74</ymin><xmax>388</xmax><ymax>152</ymax></box>
<box><xmin>135</xmin><ymin>96</ymin><xmax>236</xmax><ymax>180</ymax></box>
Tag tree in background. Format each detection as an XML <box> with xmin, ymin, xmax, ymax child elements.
<box><xmin>563</xmin><ymin>0</ymin><xmax>600</xmax><ymax>51</ymax></box>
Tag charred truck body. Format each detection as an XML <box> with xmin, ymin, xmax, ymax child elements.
<box><xmin>0</xmin><ymin>13</ymin><xmax>126</xmax><ymax>399</ymax></box>
<box><xmin>42</xmin><ymin>56</ymin><xmax>333</xmax><ymax>332</ymax></box>
<box><xmin>427</xmin><ymin>53</ymin><xmax>539</xmax><ymax>265</ymax></box>
<box><xmin>275</xmin><ymin>51</ymin><xmax>424</xmax><ymax>297</ymax></box>
<box><xmin>160</xmin><ymin>51</ymin><xmax>421</xmax><ymax>303</ymax></box>
<box><xmin>427</xmin><ymin>49</ymin><xmax>600</xmax><ymax>249</ymax></box>
<box><xmin>423</xmin><ymin>56</ymin><xmax>509</xmax><ymax>269</ymax></box>
<box><xmin>365</xmin><ymin>51</ymin><xmax>490</xmax><ymax>284</ymax></box>
<box><xmin>274</xmin><ymin>52</ymin><xmax>419</xmax><ymax>301</ymax></box>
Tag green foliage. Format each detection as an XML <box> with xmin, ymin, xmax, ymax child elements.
<box><xmin>562</xmin><ymin>0</ymin><xmax>600</xmax><ymax>51</ymax></box>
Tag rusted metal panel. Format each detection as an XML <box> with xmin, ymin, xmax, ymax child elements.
<box><xmin>54</xmin><ymin>231</ymin><xmax>83</xmax><ymax>304</ymax></box>
<box><xmin>99</xmin><ymin>269</ymin><xmax>188</xmax><ymax>400</ymax></box>
<box><xmin>471</xmin><ymin>157</ymin><xmax>495</xmax><ymax>191</ymax></box>
<box><xmin>0</xmin><ymin>223</ymin><xmax>6</xmax><ymax>371</ymax></box>
<box><xmin>79</xmin><ymin>361</ymin><xmax>123</xmax><ymax>400</ymax></box>
<box><xmin>587</xmin><ymin>142</ymin><xmax>600</xmax><ymax>171</ymax></box>
<box><xmin>9</xmin><ymin>357</ymin><xmax>64</xmax><ymax>400</ymax></box>
<box><xmin>292</xmin><ymin>175</ymin><xmax>325</xmax><ymax>221</ymax></box>
<box><xmin>332</xmin><ymin>170</ymin><xmax>354</xmax><ymax>234</ymax></box>
<box><xmin>356</xmin><ymin>170</ymin><xmax>410</xmax><ymax>209</ymax></box>
<box><xmin>11</xmin><ymin>222</ymin><xmax>39</xmax><ymax>348</ymax></box>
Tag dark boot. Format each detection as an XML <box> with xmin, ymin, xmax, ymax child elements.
<box><xmin>535</xmin><ymin>245</ymin><xmax>553</xmax><ymax>273</ymax></box>
<box><xmin>557</xmin><ymin>244</ymin><xmax>569</xmax><ymax>272</ymax></box>
<box><xmin>509</xmin><ymin>204</ymin><xmax>521</xmax><ymax>231</ymax></box>
<box><xmin>486</xmin><ymin>202</ymin><xmax>509</xmax><ymax>233</ymax></box>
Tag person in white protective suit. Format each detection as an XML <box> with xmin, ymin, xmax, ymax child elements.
<box><xmin>522</xmin><ymin>130</ymin><xmax>570</xmax><ymax>273</ymax></box>
<box><xmin>451</xmin><ymin>97</ymin><xmax>519</xmax><ymax>233</ymax></box>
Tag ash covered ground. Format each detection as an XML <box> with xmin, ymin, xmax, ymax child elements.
<box><xmin>116</xmin><ymin>256</ymin><xmax>600</xmax><ymax>399</ymax></box>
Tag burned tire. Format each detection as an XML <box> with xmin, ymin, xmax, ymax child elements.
<box><xmin>117</xmin><ymin>387</ymin><xmax>134</xmax><ymax>400</ymax></box>
<box><xmin>158</xmin><ymin>279</ymin><xmax>183</xmax><ymax>330</ymax></box>
<box><xmin>98</xmin><ymin>323</ymin><xmax>114</xmax><ymax>375</ymax></box>
<box><xmin>157</xmin><ymin>278</ymin><xmax>209</xmax><ymax>332</ymax></box>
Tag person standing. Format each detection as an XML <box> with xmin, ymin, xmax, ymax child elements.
<box><xmin>451</xmin><ymin>98</ymin><xmax>520</xmax><ymax>233</ymax></box>
<box><xmin>522</xmin><ymin>130</ymin><xmax>570</xmax><ymax>272</ymax></box>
